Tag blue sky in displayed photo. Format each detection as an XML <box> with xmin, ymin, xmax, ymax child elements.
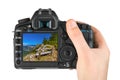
<box><xmin>23</xmin><ymin>33</ymin><xmax>51</xmax><ymax>46</ymax></box>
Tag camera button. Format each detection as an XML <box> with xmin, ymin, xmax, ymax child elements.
<box><xmin>81</xmin><ymin>24</ymin><xmax>87</xmax><ymax>29</ymax></box>
<box><xmin>18</xmin><ymin>18</ymin><xmax>30</xmax><ymax>24</ymax></box>
<box><xmin>15</xmin><ymin>37</ymin><xmax>21</xmax><ymax>39</ymax></box>
<box><xmin>15</xmin><ymin>30</ymin><xmax>22</xmax><ymax>32</ymax></box>
<box><xmin>15</xmin><ymin>44</ymin><xmax>21</xmax><ymax>46</ymax></box>
<box><xmin>16</xmin><ymin>59</ymin><xmax>21</xmax><ymax>65</ymax></box>
<box><xmin>60</xmin><ymin>46</ymin><xmax>76</xmax><ymax>62</ymax></box>
<box><xmin>61</xmin><ymin>33</ymin><xmax>68</xmax><ymax>40</ymax></box>
<box><xmin>16</xmin><ymin>53</ymin><xmax>20</xmax><ymax>58</ymax></box>
<box><xmin>15</xmin><ymin>46</ymin><xmax>21</xmax><ymax>50</ymax></box>
<box><xmin>15</xmin><ymin>32</ymin><xmax>21</xmax><ymax>36</ymax></box>
<box><xmin>86</xmin><ymin>25</ymin><xmax>91</xmax><ymax>29</ymax></box>
<box><xmin>15</xmin><ymin>39</ymin><xmax>21</xmax><ymax>44</ymax></box>
<box><xmin>15</xmin><ymin>51</ymin><xmax>21</xmax><ymax>53</ymax></box>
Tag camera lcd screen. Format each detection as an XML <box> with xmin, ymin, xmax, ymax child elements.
<box><xmin>22</xmin><ymin>33</ymin><xmax>58</xmax><ymax>62</ymax></box>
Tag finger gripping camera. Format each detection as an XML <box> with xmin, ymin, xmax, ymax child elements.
<box><xmin>14</xmin><ymin>9</ymin><xmax>94</xmax><ymax>69</ymax></box>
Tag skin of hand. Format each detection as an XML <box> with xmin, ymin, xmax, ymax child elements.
<box><xmin>66</xmin><ymin>19</ymin><xmax>110</xmax><ymax>80</ymax></box>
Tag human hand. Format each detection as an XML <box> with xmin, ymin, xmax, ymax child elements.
<box><xmin>66</xmin><ymin>19</ymin><xmax>110</xmax><ymax>80</ymax></box>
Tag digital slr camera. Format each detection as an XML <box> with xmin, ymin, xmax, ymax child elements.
<box><xmin>14</xmin><ymin>9</ymin><xmax>94</xmax><ymax>69</ymax></box>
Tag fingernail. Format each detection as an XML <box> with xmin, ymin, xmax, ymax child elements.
<box><xmin>69</xmin><ymin>20</ymin><xmax>77</xmax><ymax>28</ymax></box>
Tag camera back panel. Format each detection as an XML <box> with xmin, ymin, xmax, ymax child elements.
<box><xmin>14</xmin><ymin>9</ymin><xmax>94</xmax><ymax>69</ymax></box>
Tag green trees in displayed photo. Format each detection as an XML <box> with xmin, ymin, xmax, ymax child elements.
<box><xmin>43</xmin><ymin>33</ymin><xmax>58</xmax><ymax>49</ymax></box>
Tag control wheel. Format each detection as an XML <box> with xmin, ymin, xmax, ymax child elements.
<box><xmin>60</xmin><ymin>45</ymin><xmax>76</xmax><ymax>62</ymax></box>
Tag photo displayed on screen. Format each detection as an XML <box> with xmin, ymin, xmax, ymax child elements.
<box><xmin>23</xmin><ymin>33</ymin><xmax>58</xmax><ymax>61</ymax></box>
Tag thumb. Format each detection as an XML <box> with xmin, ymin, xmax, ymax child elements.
<box><xmin>66</xmin><ymin>19</ymin><xmax>89</xmax><ymax>56</ymax></box>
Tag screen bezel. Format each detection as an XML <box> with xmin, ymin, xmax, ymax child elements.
<box><xmin>20</xmin><ymin>31</ymin><xmax>58</xmax><ymax>68</ymax></box>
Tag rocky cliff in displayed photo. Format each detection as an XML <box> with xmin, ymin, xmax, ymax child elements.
<box><xmin>23</xmin><ymin>33</ymin><xmax>58</xmax><ymax>61</ymax></box>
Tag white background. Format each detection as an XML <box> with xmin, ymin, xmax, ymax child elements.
<box><xmin>0</xmin><ymin>0</ymin><xmax>120</xmax><ymax>80</ymax></box>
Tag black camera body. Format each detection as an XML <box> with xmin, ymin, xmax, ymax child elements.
<box><xmin>14</xmin><ymin>9</ymin><xmax>94</xmax><ymax>69</ymax></box>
